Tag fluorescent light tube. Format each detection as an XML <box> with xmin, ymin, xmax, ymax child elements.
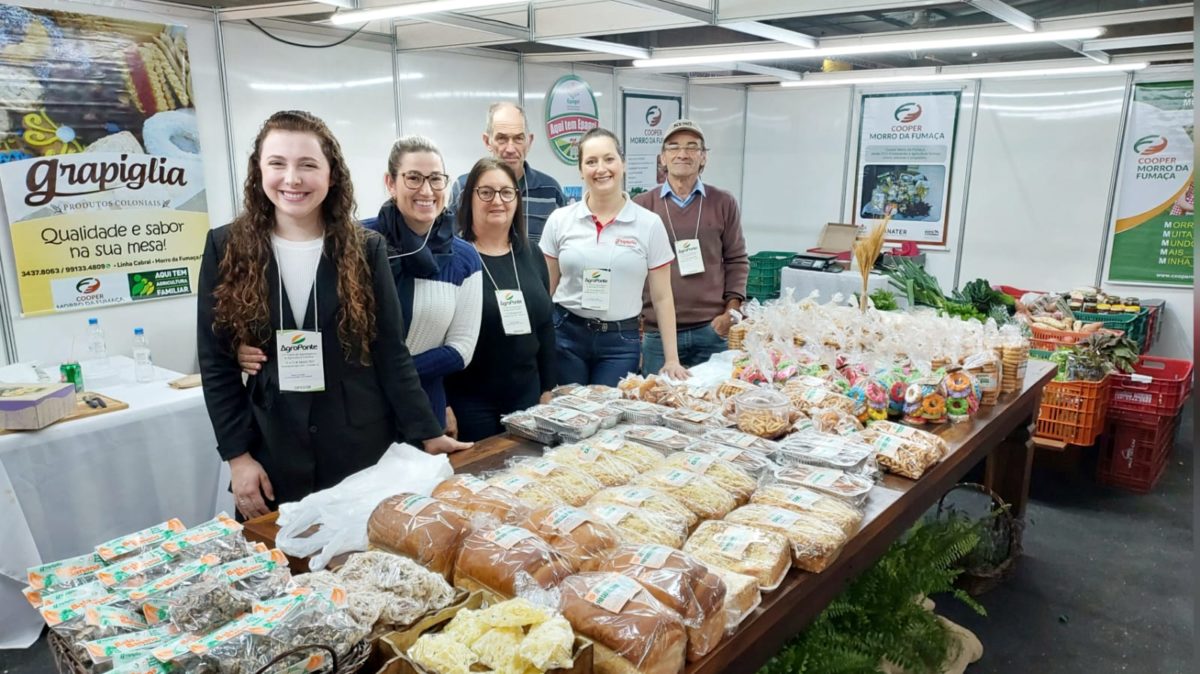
<box><xmin>330</xmin><ymin>0</ymin><xmax>523</xmax><ymax>25</ymax></box>
<box><xmin>634</xmin><ymin>27</ymin><xmax>1105</xmax><ymax>68</ymax></box>
<box><xmin>777</xmin><ymin>62</ymin><xmax>1147</xmax><ymax>88</ymax></box>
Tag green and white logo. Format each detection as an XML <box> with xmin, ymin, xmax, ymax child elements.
<box><xmin>544</xmin><ymin>75</ymin><xmax>600</xmax><ymax>165</ymax></box>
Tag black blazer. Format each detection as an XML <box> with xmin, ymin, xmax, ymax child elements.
<box><xmin>196</xmin><ymin>225</ymin><xmax>443</xmax><ymax>506</ymax></box>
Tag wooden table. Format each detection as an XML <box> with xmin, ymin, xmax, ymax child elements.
<box><xmin>245</xmin><ymin>361</ymin><xmax>1055</xmax><ymax>674</ymax></box>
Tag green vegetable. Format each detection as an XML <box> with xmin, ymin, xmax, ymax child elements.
<box><xmin>884</xmin><ymin>258</ymin><xmax>947</xmax><ymax>311</ymax></box>
<box><xmin>953</xmin><ymin>278</ymin><xmax>1016</xmax><ymax>319</ymax></box>
<box><xmin>869</xmin><ymin>289</ymin><xmax>899</xmax><ymax>311</ymax></box>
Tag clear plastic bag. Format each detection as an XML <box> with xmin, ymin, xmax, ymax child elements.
<box><xmin>587</xmin><ymin>430</ymin><xmax>668</xmax><ymax>472</ymax></box>
<box><xmin>611</xmin><ymin>399</ymin><xmax>672</xmax><ymax>425</ymax></box>
<box><xmin>486</xmin><ymin>472</ymin><xmax>567</xmax><ymax>509</ymax></box>
<box><xmin>732</xmin><ymin>389</ymin><xmax>792</xmax><ymax>439</ymax></box>
<box><xmin>775</xmin><ymin>430</ymin><xmax>880</xmax><ymax>477</ymax></box>
<box><xmin>544</xmin><ymin>441</ymin><xmax>640</xmax><ymax>487</ymax></box>
<box><xmin>769</xmin><ymin>464</ymin><xmax>875</xmax><ymax>506</ymax></box>
<box><xmin>506</xmin><ymin>457</ymin><xmax>604</xmax><ymax>507</ymax></box>
<box><xmin>587</xmin><ymin>485</ymin><xmax>698</xmax><ymax>531</ymax></box>
<box><xmin>367</xmin><ymin>493</ymin><xmax>472</xmax><ymax>581</ymax></box>
<box><xmin>633</xmin><ymin>466</ymin><xmax>738</xmax><ymax>521</ymax></box>
<box><xmin>501</xmin><ymin>408</ymin><xmax>559</xmax><ymax>444</ymax></box>
<box><xmin>620</xmin><ymin>424</ymin><xmax>694</xmax><ymax>452</ymax></box>
<box><xmin>661</xmin><ymin>452</ymin><xmax>757</xmax><ymax>505</ymax></box>
<box><xmin>700</xmin><ymin>428</ymin><xmax>781</xmax><ymax>455</ymax></box>
<box><xmin>749</xmin><ymin>484</ymin><xmax>865</xmax><ymax>536</ymax></box>
<box><xmin>683</xmin><ymin>440</ymin><xmax>781</xmax><ymax>477</ymax></box>
<box><xmin>557</xmin><ymin>573</ymin><xmax>687</xmax><ymax>674</ymax></box>
<box><xmin>682</xmin><ymin>521</ymin><xmax>791</xmax><ymax>591</ymax></box>
<box><xmin>584</xmin><ymin>503</ymin><xmax>689</xmax><ymax>549</ymax></box>
<box><xmin>805</xmin><ymin>407</ymin><xmax>866</xmax><ymax>436</ymax></box>
<box><xmin>521</xmin><ymin>505</ymin><xmax>622</xmax><ymax>572</ymax></box>
<box><xmin>220</xmin><ymin>548</ymin><xmax>292</xmax><ymax>602</ymax></box>
<box><xmin>167</xmin><ymin>569</ymin><xmax>252</xmax><ymax>633</ymax></box>
<box><xmin>160</xmin><ymin>513</ymin><xmax>254</xmax><ymax>563</ymax></box>
<box><xmin>335</xmin><ymin>551</ymin><xmax>458</xmax><ymax>628</ymax></box>
<box><xmin>550</xmin><ymin>394</ymin><xmax>623</xmax><ymax>429</ymax></box>
<box><xmin>432</xmin><ymin>474</ymin><xmax>531</xmax><ymax>525</ymax></box>
<box><xmin>707</xmin><ymin>567</ymin><xmax>761</xmax><ymax>633</ymax></box>
<box><xmin>530</xmin><ymin>406</ymin><xmax>603</xmax><ymax>442</ymax></box>
<box><xmin>453</xmin><ymin>525</ymin><xmax>575</xmax><ymax>599</ymax></box>
<box><xmin>662</xmin><ymin>408</ymin><xmax>729</xmax><ymax>436</ymax></box>
<box><xmin>723</xmin><ymin>505</ymin><xmax>848</xmax><ymax>573</ymax></box>
<box><xmin>856</xmin><ymin>427</ymin><xmax>943</xmax><ymax>480</ymax></box>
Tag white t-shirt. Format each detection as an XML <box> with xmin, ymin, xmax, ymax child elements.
<box><xmin>271</xmin><ymin>234</ymin><xmax>324</xmax><ymax>328</ymax></box>
<box><xmin>540</xmin><ymin>195</ymin><xmax>674</xmax><ymax>321</ymax></box>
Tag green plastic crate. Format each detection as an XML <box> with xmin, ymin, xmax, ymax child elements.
<box><xmin>1071</xmin><ymin>308</ymin><xmax>1149</xmax><ymax>353</ymax></box>
<box><xmin>747</xmin><ymin>251</ymin><xmax>796</xmax><ymax>300</ymax></box>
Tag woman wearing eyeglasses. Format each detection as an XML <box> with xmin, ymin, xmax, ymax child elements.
<box><xmin>446</xmin><ymin>158</ymin><xmax>556</xmax><ymax>441</ymax></box>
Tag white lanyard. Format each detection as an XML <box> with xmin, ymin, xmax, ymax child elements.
<box><xmin>475</xmin><ymin>243</ymin><xmax>532</xmax><ymax>335</ymax></box>
<box><xmin>663</xmin><ymin>190</ymin><xmax>704</xmax><ymax>243</ymax></box>
<box><xmin>663</xmin><ymin>191</ymin><xmax>705</xmax><ymax>276</ymax></box>
<box><xmin>387</xmin><ymin>220</ymin><xmax>435</xmax><ymax>261</ymax></box>
<box><xmin>475</xmin><ymin>243</ymin><xmax>522</xmax><ymax>294</ymax></box>
<box><xmin>273</xmin><ymin>245</ymin><xmax>325</xmax><ymax>392</ymax></box>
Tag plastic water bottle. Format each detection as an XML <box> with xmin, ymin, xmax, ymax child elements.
<box><xmin>133</xmin><ymin>327</ymin><xmax>154</xmax><ymax>383</ymax></box>
<box><xmin>86</xmin><ymin>317</ymin><xmax>111</xmax><ymax>376</ymax></box>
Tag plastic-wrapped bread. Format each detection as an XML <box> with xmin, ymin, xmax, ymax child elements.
<box><xmin>588</xmin><ymin>486</ymin><xmax>699</xmax><ymax>531</ymax></box>
<box><xmin>545</xmin><ymin>442</ymin><xmax>640</xmax><ymax>487</ymax></box>
<box><xmin>585</xmin><ymin>503</ymin><xmax>688</xmax><ymax>550</ymax></box>
<box><xmin>508</xmin><ymin>457</ymin><xmax>604</xmax><ymax>507</ymax></box>
<box><xmin>770</xmin><ymin>464</ymin><xmax>874</xmax><ymax>506</ymax></box>
<box><xmin>723</xmin><ymin>505</ymin><xmax>848</xmax><ymax>573</ymax></box>
<box><xmin>775</xmin><ymin>430</ymin><xmax>879</xmax><ymax>476</ymax></box>
<box><xmin>749</xmin><ymin>485</ymin><xmax>864</xmax><ymax>536</ymax></box>
<box><xmin>597</xmin><ymin>545</ymin><xmax>727</xmax><ymax>662</ymax></box>
<box><xmin>452</xmin><ymin>525</ymin><xmax>574</xmax><ymax>599</ymax></box>
<box><xmin>521</xmin><ymin>505</ymin><xmax>622</xmax><ymax>572</ymax></box>
<box><xmin>620</xmin><ymin>424</ymin><xmax>694</xmax><ymax>453</ymax></box>
<box><xmin>633</xmin><ymin>467</ymin><xmax>738</xmax><ymax>521</ymax></box>
<box><xmin>486</xmin><ymin>472</ymin><xmax>566</xmax><ymax>510</ymax></box>
<box><xmin>432</xmin><ymin>474</ymin><xmax>531</xmax><ymax>525</ymax></box>
<box><xmin>700</xmin><ymin>428</ymin><xmax>781</xmax><ymax>455</ymax></box>
<box><xmin>683</xmin><ymin>520</ymin><xmax>791</xmax><ymax>591</ymax></box>
<box><xmin>707</xmin><ymin>567</ymin><xmax>761</xmax><ymax>631</ymax></box>
<box><xmin>367</xmin><ymin>493</ymin><xmax>471</xmax><ymax>581</ymax></box>
<box><xmin>558</xmin><ymin>572</ymin><xmax>687</xmax><ymax>674</ymax></box>
<box><xmin>661</xmin><ymin>452</ymin><xmax>757</xmax><ymax>505</ymax></box>
<box><xmin>684</xmin><ymin>441</ymin><xmax>780</xmax><ymax>477</ymax></box>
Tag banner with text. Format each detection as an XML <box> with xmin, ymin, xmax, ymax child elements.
<box><xmin>622</xmin><ymin>92</ymin><xmax>681</xmax><ymax>196</ymax></box>
<box><xmin>0</xmin><ymin>4</ymin><xmax>207</xmax><ymax>315</ymax></box>
<box><xmin>1107</xmin><ymin>81</ymin><xmax>1193</xmax><ymax>287</ymax></box>
<box><xmin>853</xmin><ymin>91</ymin><xmax>960</xmax><ymax>246</ymax></box>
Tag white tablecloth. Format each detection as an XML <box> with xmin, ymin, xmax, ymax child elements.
<box><xmin>780</xmin><ymin>266</ymin><xmax>905</xmax><ymax>307</ymax></box>
<box><xmin>0</xmin><ymin>356</ymin><xmax>230</xmax><ymax>648</ymax></box>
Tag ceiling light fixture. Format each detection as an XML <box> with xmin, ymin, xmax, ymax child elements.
<box><xmin>329</xmin><ymin>0</ymin><xmax>523</xmax><ymax>25</ymax></box>
<box><xmin>776</xmin><ymin>61</ymin><xmax>1147</xmax><ymax>88</ymax></box>
<box><xmin>633</xmin><ymin>27</ymin><xmax>1105</xmax><ymax>68</ymax></box>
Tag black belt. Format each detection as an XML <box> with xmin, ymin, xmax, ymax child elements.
<box><xmin>560</xmin><ymin>309</ymin><xmax>639</xmax><ymax>333</ymax></box>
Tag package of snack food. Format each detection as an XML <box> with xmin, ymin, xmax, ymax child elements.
<box><xmin>82</xmin><ymin>622</ymin><xmax>179</xmax><ymax>666</ymax></box>
<box><xmin>96</xmin><ymin>548</ymin><xmax>178</xmax><ymax>591</ymax></box>
<box><xmin>531</xmin><ymin>406</ymin><xmax>603</xmax><ymax>442</ymax></box>
<box><xmin>551</xmin><ymin>394</ymin><xmax>624</xmax><ymax>429</ymax></box>
<box><xmin>597</xmin><ymin>545</ymin><xmax>727</xmax><ymax>661</ymax></box>
<box><xmin>164</xmin><ymin>568</ymin><xmax>252</xmax><ymax>633</ymax></box>
<box><xmin>545</xmin><ymin>441</ymin><xmax>640</xmax><ymax>487</ymax></box>
<box><xmin>486</xmin><ymin>472</ymin><xmax>566</xmax><ymax>509</ymax></box>
<box><xmin>784</xmin><ymin>379</ymin><xmax>861</xmax><ymax>416</ymax></box>
<box><xmin>770</xmin><ymin>464</ymin><xmax>874</xmax><ymax>506</ymax></box>
<box><xmin>865</xmin><ymin>419</ymin><xmax>950</xmax><ymax>456</ymax></box>
<box><xmin>453</xmin><ymin>526</ymin><xmax>574</xmax><ymax>599</ymax></box>
<box><xmin>585</xmin><ymin>503</ymin><xmax>688</xmax><ymax>549</ymax></box>
<box><xmin>856</xmin><ymin>428</ymin><xmax>942</xmax><ymax>480</ymax></box>
<box><xmin>662</xmin><ymin>408</ymin><xmax>730</xmax><ymax>436</ymax></box>
<box><xmin>749</xmin><ymin>484</ymin><xmax>864</xmax><ymax>536</ymax></box>
<box><xmin>808</xmin><ymin>407</ymin><xmax>865</xmax><ymax>436</ymax></box>
<box><xmin>732</xmin><ymin>389</ymin><xmax>792</xmax><ymax>439</ymax></box>
<box><xmin>588</xmin><ymin>485</ymin><xmax>699</xmax><ymax>531</ymax></box>
<box><xmin>723</xmin><ymin>505</ymin><xmax>847</xmax><ymax>573</ymax></box>
<box><xmin>367</xmin><ymin>493</ymin><xmax>471</xmax><ymax>581</ymax></box>
<box><xmin>634</xmin><ymin>466</ymin><xmax>738</xmax><ymax>521</ymax></box>
<box><xmin>521</xmin><ymin>505</ymin><xmax>622</xmax><ymax>572</ymax></box>
<box><xmin>707</xmin><ymin>567</ymin><xmax>761</xmax><ymax>632</ymax></box>
<box><xmin>159</xmin><ymin>513</ymin><xmax>252</xmax><ymax>562</ymax></box>
<box><xmin>662</xmin><ymin>452</ymin><xmax>757</xmax><ymax>505</ymax></box>
<box><xmin>594</xmin><ymin>431</ymin><xmax>669</xmax><ymax>472</ymax></box>
<box><xmin>508</xmin><ymin>457</ymin><xmax>605</xmax><ymax>507</ymax></box>
<box><xmin>701</xmin><ymin>428</ymin><xmax>782</xmax><ymax>455</ymax></box>
<box><xmin>775</xmin><ymin>430</ymin><xmax>879</xmax><ymax>476</ymax></box>
<box><xmin>716</xmin><ymin>379</ymin><xmax>757</xmax><ymax>400</ymax></box>
<box><xmin>28</xmin><ymin>552</ymin><xmax>106</xmax><ymax>592</ymax></box>
<box><xmin>684</xmin><ymin>440</ymin><xmax>780</xmax><ymax>477</ymax></box>
<box><xmin>500</xmin><ymin>408</ymin><xmax>559</xmax><ymax>444</ymax></box>
<box><xmin>433</xmin><ymin>474</ymin><xmax>531</xmax><ymax>525</ymax></box>
<box><xmin>96</xmin><ymin>519</ymin><xmax>187</xmax><ymax>562</ymax></box>
<box><xmin>218</xmin><ymin>548</ymin><xmax>292</xmax><ymax>601</ymax></box>
<box><xmin>682</xmin><ymin>521</ymin><xmax>791</xmax><ymax>591</ymax></box>
<box><xmin>620</xmin><ymin>424</ymin><xmax>694</xmax><ymax>452</ymax></box>
<box><xmin>611</xmin><ymin>399</ymin><xmax>673</xmax><ymax>425</ymax></box>
<box><xmin>558</xmin><ymin>572</ymin><xmax>687</xmax><ymax>674</ymax></box>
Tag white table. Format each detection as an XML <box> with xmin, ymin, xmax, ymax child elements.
<box><xmin>0</xmin><ymin>356</ymin><xmax>230</xmax><ymax>648</ymax></box>
<box><xmin>780</xmin><ymin>265</ymin><xmax>905</xmax><ymax>307</ymax></box>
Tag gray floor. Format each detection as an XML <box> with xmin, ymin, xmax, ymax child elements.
<box><xmin>2</xmin><ymin>412</ymin><xmax>1192</xmax><ymax>674</ymax></box>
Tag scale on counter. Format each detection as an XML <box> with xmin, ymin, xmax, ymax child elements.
<box><xmin>788</xmin><ymin>252</ymin><xmax>843</xmax><ymax>273</ymax></box>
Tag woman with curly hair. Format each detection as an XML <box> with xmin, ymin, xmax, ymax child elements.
<box><xmin>198</xmin><ymin>110</ymin><xmax>469</xmax><ymax>520</ymax></box>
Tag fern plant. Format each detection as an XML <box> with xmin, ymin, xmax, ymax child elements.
<box><xmin>759</xmin><ymin>517</ymin><xmax>985</xmax><ymax>674</ymax></box>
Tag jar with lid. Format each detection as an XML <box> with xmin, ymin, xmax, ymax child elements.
<box><xmin>1123</xmin><ymin>297</ymin><xmax>1141</xmax><ymax>313</ymax></box>
<box><xmin>732</xmin><ymin>388</ymin><xmax>792</xmax><ymax>439</ymax></box>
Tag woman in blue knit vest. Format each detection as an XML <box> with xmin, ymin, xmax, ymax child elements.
<box><xmin>237</xmin><ymin>135</ymin><xmax>483</xmax><ymax>438</ymax></box>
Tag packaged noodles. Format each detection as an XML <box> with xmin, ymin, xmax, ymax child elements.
<box><xmin>770</xmin><ymin>464</ymin><xmax>875</xmax><ymax>506</ymax></box>
<box><xmin>749</xmin><ymin>484</ymin><xmax>864</xmax><ymax>536</ymax></box>
<box><xmin>661</xmin><ymin>452</ymin><xmax>757</xmax><ymax>504</ymax></box>
<box><xmin>507</xmin><ymin>457</ymin><xmax>604</xmax><ymax>507</ymax></box>
<box><xmin>432</xmin><ymin>474</ymin><xmax>531</xmax><ymax>525</ymax></box>
<box><xmin>682</xmin><ymin>521</ymin><xmax>791</xmax><ymax>591</ymax></box>
<box><xmin>586</xmin><ymin>503</ymin><xmax>688</xmax><ymax>550</ymax></box>
<box><xmin>587</xmin><ymin>486</ymin><xmax>698</xmax><ymax>531</ymax></box>
<box><xmin>545</xmin><ymin>441</ymin><xmax>640</xmax><ymax>487</ymax></box>
<box><xmin>723</xmin><ymin>505</ymin><xmax>848</xmax><ymax>573</ymax></box>
<box><xmin>633</xmin><ymin>467</ymin><xmax>738</xmax><ymax>521</ymax></box>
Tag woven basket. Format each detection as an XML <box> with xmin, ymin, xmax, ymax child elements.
<box><xmin>936</xmin><ymin>482</ymin><xmax>1023</xmax><ymax>597</ymax></box>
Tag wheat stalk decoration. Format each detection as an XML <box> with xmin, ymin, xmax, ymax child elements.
<box><xmin>855</xmin><ymin>208</ymin><xmax>892</xmax><ymax>312</ymax></box>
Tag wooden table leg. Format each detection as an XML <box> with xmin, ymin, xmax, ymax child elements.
<box><xmin>984</xmin><ymin>403</ymin><xmax>1039</xmax><ymax>519</ymax></box>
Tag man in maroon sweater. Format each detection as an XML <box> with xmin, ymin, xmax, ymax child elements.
<box><xmin>634</xmin><ymin>119</ymin><xmax>749</xmax><ymax>373</ymax></box>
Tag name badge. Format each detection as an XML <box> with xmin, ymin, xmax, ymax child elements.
<box><xmin>275</xmin><ymin>330</ymin><xmax>324</xmax><ymax>393</ymax></box>
<box><xmin>676</xmin><ymin>239</ymin><xmax>705</xmax><ymax>276</ymax></box>
<box><xmin>495</xmin><ymin>290</ymin><xmax>532</xmax><ymax>335</ymax></box>
<box><xmin>581</xmin><ymin>268</ymin><xmax>611</xmax><ymax>311</ymax></box>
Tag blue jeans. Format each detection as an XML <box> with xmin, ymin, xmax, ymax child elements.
<box><xmin>642</xmin><ymin>323</ymin><xmax>728</xmax><ymax>374</ymax></box>
<box><xmin>554</xmin><ymin>309</ymin><xmax>642</xmax><ymax>387</ymax></box>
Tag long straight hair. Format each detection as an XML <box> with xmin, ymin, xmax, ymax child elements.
<box><xmin>456</xmin><ymin>158</ymin><xmax>526</xmax><ymax>251</ymax></box>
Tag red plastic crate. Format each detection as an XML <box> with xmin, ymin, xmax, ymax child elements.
<box><xmin>1109</xmin><ymin>356</ymin><xmax>1194</xmax><ymax>417</ymax></box>
<box><xmin>1096</xmin><ymin>411</ymin><xmax>1181</xmax><ymax>493</ymax></box>
<box><xmin>1034</xmin><ymin>376</ymin><xmax>1109</xmax><ymax>446</ymax></box>
<box><xmin>994</xmin><ymin>285</ymin><xmax>1043</xmax><ymax>301</ymax></box>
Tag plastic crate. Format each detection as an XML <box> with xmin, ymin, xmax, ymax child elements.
<box><xmin>1033</xmin><ymin>376</ymin><xmax>1109</xmax><ymax>446</ymax></box>
<box><xmin>1109</xmin><ymin>356</ymin><xmax>1194</xmax><ymax>417</ymax></box>
<box><xmin>747</xmin><ymin>251</ymin><xmax>796</xmax><ymax>300</ymax></box>
<box><xmin>1142</xmin><ymin>299</ymin><xmax>1165</xmax><ymax>350</ymax></box>
<box><xmin>1028</xmin><ymin>325</ymin><xmax>1122</xmax><ymax>352</ymax></box>
<box><xmin>1071</xmin><ymin>308</ymin><xmax>1149</xmax><ymax>353</ymax></box>
<box><xmin>993</xmin><ymin>285</ymin><xmax>1043</xmax><ymax>301</ymax></box>
<box><xmin>1096</xmin><ymin>410</ymin><xmax>1181</xmax><ymax>493</ymax></box>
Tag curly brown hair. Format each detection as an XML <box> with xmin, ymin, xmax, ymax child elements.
<box><xmin>212</xmin><ymin>110</ymin><xmax>376</xmax><ymax>362</ymax></box>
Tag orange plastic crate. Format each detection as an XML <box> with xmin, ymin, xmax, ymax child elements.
<box><xmin>1028</xmin><ymin>325</ymin><xmax>1123</xmax><ymax>352</ymax></box>
<box><xmin>1033</xmin><ymin>376</ymin><xmax>1110</xmax><ymax>446</ymax></box>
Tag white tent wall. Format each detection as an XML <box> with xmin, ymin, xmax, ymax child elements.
<box><xmin>685</xmin><ymin>83</ymin><xmax>747</xmax><ymax>204</ymax></box>
<box><xmin>0</xmin><ymin>0</ymin><xmax>234</xmax><ymax>373</ymax></box>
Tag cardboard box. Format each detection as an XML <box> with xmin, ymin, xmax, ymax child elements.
<box><xmin>807</xmin><ymin>222</ymin><xmax>860</xmax><ymax>262</ymax></box>
<box><xmin>0</xmin><ymin>383</ymin><xmax>75</xmax><ymax>430</ymax></box>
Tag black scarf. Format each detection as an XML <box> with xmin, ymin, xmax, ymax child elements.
<box><xmin>373</xmin><ymin>200</ymin><xmax>457</xmax><ymax>340</ymax></box>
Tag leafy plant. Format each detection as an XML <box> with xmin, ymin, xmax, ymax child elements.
<box><xmin>953</xmin><ymin>278</ymin><xmax>1016</xmax><ymax>318</ymax></box>
<box><xmin>758</xmin><ymin>518</ymin><xmax>984</xmax><ymax>674</ymax></box>
<box><xmin>869</xmin><ymin>289</ymin><xmax>899</xmax><ymax>311</ymax></box>
<box><xmin>1079</xmin><ymin>331</ymin><xmax>1139</xmax><ymax>374</ymax></box>
<box><xmin>884</xmin><ymin>258</ymin><xmax>947</xmax><ymax>311</ymax></box>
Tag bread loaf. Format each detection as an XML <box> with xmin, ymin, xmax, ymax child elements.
<box><xmin>432</xmin><ymin>475</ymin><xmax>531</xmax><ymax>525</ymax></box>
<box><xmin>367</xmin><ymin>493</ymin><xmax>470</xmax><ymax>581</ymax></box>
<box><xmin>453</xmin><ymin>525</ymin><xmax>574</xmax><ymax>599</ymax></box>
<box><xmin>723</xmin><ymin>504</ymin><xmax>848</xmax><ymax>573</ymax></box>
<box><xmin>597</xmin><ymin>545</ymin><xmax>727</xmax><ymax>662</ymax></box>
<box><xmin>521</xmin><ymin>505</ymin><xmax>622</xmax><ymax>572</ymax></box>
<box><xmin>682</xmin><ymin>520</ymin><xmax>791</xmax><ymax>591</ymax></box>
<box><xmin>707</xmin><ymin>567</ymin><xmax>761</xmax><ymax>631</ymax></box>
<box><xmin>508</xmin><ymin>458</ymin><xmax>604</xmax><ymax>507</ymax></box>
<box><xmin>558</xmin><ymin>572</ymin><xmax>687</xmax><ymax>674</ymax></box>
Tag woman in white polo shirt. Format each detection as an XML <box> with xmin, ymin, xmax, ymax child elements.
<box><xmin>540</xmin><ymin>128</ymin><xmax>689</xmax><ymax>386</ymax></box>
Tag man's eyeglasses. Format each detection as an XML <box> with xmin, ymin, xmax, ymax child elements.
<box><xmin>400</xmin><ymin>171</ymin><xmax>449</xmax><ymax>190</ymax></box>
<box><xmin>664</xmin><ymin>143</ymin><xmax>707</xmax><ymax>154</ymax></box>
<box><xmin>474</xmin><ymin>186</ymin><xmax>518</xmax><ymax>203</ymax></box>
